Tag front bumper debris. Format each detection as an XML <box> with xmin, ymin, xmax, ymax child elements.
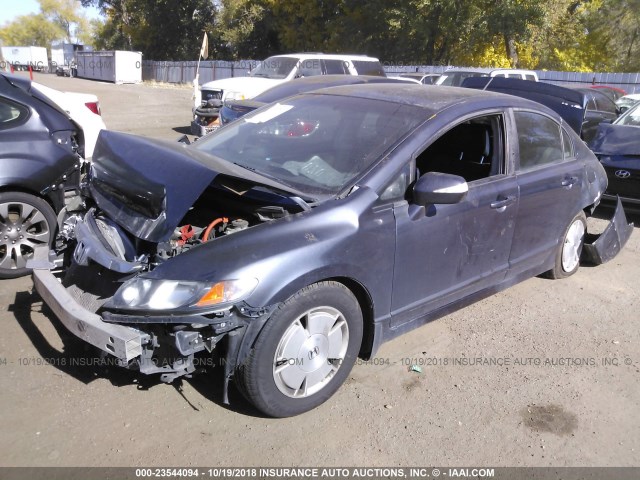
<box><xmin>583</xmin><ymin>196</ymin><xmax>634</xmax><ymax>264</ymax></box>
<box><xmin>32</xmin><ymin>267</ymin><xmax>148</xmax><ymax>362</ymax></box>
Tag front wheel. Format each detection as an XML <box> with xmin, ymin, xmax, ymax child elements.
<box><xmin>546</xmin><ymin>211</ymin><xmax>587</xmax><ymax>279</ymax></box>
<box><xmin>0</xmin><ymin>192</ymin><xmax>57</xmax><ymax>279</ymax></box>
<box><xmin>236</xmin><ymin>281</ymin><xmax>363</xmax><ymax>417</ymax></box>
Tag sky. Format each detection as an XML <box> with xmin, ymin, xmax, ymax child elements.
<box><xmin>0</xmin><ymin>0</ymin><xmax>101</xmax><ymax>25</ymax></box>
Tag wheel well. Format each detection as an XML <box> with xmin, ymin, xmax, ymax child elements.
<box><xmin>326</xmin><ymin>276</ymin><xmax>375</xmax><ymax>359</ymax></box>
<box><xmin>0</xmin><ymin>185</ymin><xmax>57</xmax><ymax>213</ymax></box>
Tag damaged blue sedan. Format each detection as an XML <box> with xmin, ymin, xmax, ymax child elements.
<box><xmin>31</xmin><ymin>84</ymin><xmax>631</xmax><ymax>417</ymax></box>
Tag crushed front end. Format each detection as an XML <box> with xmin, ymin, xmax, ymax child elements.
<box><xmin>30</xmin><ymin>130</ymin><xmax>305</xmax><ymax>402</ymax></box>
<box><xmin>31</xmin><ymin>206</ymin><xmax>272</xmax><ymax>401</ymax></box>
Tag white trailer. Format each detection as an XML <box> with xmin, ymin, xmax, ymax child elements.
<box><xmin>76</xmin><ymin>50</ymin><xmax>142</xmax><ymax>84</ymax></box>
<box><xmin>1</xmin><ymin>46</ymin><xmax>48</xmax><ymax>71</ymax></box>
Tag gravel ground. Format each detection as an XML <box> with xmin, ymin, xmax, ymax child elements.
<box><xmin>0</xmin><ymin>72</ymin><xmax>638</xmax><ymax>469</ymax></box>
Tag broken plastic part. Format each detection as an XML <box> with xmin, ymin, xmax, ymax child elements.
<box><xmin>583</xmin><ymin>197</ymin><xmax>634</xmax><ymax>264</ymax></box>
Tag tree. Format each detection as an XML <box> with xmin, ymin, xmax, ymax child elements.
<box><xmin>0</xmin><ymin>14</ymin><xmax>65</xmax><ymax>47</ymax></box>
<box><xmin>40</xmin><ymin>0</ymin><xmax>92</xmax><ymax>43</ymax></box>
<box><xmin>0</xmin><ymin>0</ymin><xmax>92</xmax><ymax>47</ymax></box>
<box><xmin>82</xmin><ymin>0</ymin><xmax>224</xmax><ymax>60</ymax></box>
<box><xmin>217</xmin><ymin>0</ymin><xmax>280</xmax><ymax>58</ymax></box>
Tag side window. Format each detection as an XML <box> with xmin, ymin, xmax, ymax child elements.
<box><xmin>380</xmin><ymin>163</ymin><xmax>412</xmax><ymax>201</ymax></box>
<box><xmin>352</xmin><ymin>61</ymin><xmax>385</xmax><ymax>76</ymax></box>
<box><xmin>323</xmin><ymin>60</ymin><xmax>347</xmax><ymax>75</ymax></box>
<box><xmin>514</xmin><ymin>111</ymin><xmax>564</xmax><ymax>171</ymax></box>
<box><xmin>594</xmin><ymin>93</ymin><xmax>617</xmax><ymax>114</ymax></box>
<box><xmin>415</xmin><ymin>114</ymin><xmax>504</xmax><ymax>183</ymax></box>
<box><xmin>296</xmin><ymin>59</ymin><xmax>323</xmax><ymax>77</ymax></box>
<box><xmin>525</xmin><ymin>74</ymin><xmax>536</xmax><ymax>81</ymax></box>
<box><xmin>585</xmin><ymin>95</ymin><xmax>597</xmax><ymax>111</ymax></box>
<box><xmin>0</xmin><ymin>97</ymin><xmax>29</xmax><ymax>130</ymax></box>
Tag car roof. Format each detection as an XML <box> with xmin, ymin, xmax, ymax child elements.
<box><xmin>442</xmin><ymin>67</ymin><xmax>536</xmax><ymax>74</ymax></box>
<box><xmin>267</xmin><ymin>53</ymin><xmax>380</xmax><ymax>61</ymax></box>
<box><xmin>254</xmin><ymin>75</ymin><xmax>406</xmax><ymax>103</ymax></box>
<box><xmin>306</xmin><ymin>83</ymin><xmax>549</xmax><ymax>112</ymax></box>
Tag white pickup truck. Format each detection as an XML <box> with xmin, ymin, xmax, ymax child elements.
<box><xmin>192</xmin><ymin>53</ymin><xmax>385</xmax><ymax>136</ymax></box>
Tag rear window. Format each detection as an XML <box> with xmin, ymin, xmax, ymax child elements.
<box><xmin>0</xmin><ymin>97</ymin><xmax>29</xmax><ymax>130</ymax></box>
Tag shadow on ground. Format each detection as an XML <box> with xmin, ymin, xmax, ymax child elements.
<box><xmin>10</xmin><ymin>288</ymin><xmax>265</xmax><ymax>418</ymax></box>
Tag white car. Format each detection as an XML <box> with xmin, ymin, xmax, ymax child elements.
<box><xmin>435</xmin><ymin>68</ymin><xmax>539</xmax><ymax>87</ymax></box>
<box><xmin>31</xmin><ymin>83</ymin><xmax>106</xmax><ymax>158</ymax></box>
<box><xmin>192</xmin><ymin>53</ymin><xmax>385</xmax><ymax>136</ymax></box>
<box><xmin>615</xmin><ymin>93</ymin><xmax>640</xmax><ymax>112</ymax></box>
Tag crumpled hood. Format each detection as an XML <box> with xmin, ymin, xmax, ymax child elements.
<box><xmin>89</xmin><ymin>131</ymin><xmax>218</xmax><ymax>243</ymax></box>
<box><xmin>201</xmin><ymin>76</ymin><xmax>282</xmax><ymax>99</ymax></box>
<box><xmin>589</xmin><ymin>123</ymin><xmax>640</xmax><ymax>156</ymax></box>
<box><xmin>89</xmin><ymin>130</ymin><xmax>304</xmax><ymax>243</ymax></box>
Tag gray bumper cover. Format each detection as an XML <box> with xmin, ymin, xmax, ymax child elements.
<box><xmin>32</xmin><ymin>268</ymin><xmax>147</xmax><ymax>362</ymax></box>
<box><xmin>583</xmin><ymin>196</ymin><xmax>634</xmax><ymax>264</ymax></box>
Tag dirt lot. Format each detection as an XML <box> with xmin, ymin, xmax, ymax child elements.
<box><xmin>0</xmin><ymin>72</ymin><xmax>638</xmax><ymax>469</ymax></box>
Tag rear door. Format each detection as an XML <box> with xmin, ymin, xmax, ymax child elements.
<box><xmin>507</xmin><ymin>110</ymin><xmax>585</xmax><ymax>277</ymax></box>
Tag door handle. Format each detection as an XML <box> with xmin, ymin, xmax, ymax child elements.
<box><xmin>561</xmin><ymin>176</ymin><xmax>578</xmax><ymax>188</ymax></box>
<box><xmin>490</xmin><ymin>195</ymin><xmax>516</xmax><ymax>209</ymax></box>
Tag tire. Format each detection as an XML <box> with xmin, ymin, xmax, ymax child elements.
<box><xmin>236</xmin><ymin>281</ymin><xmax>363</xmax><ymax>417</ymax></box>
<box><xmin>0</xmin><ymin>192</ymin><xmax>57</xmax><ymax>279</ymax></box>
<box><xmin>546</xmin><ymin>211</ymin><xmax>587</xmax><ymax>279</ymax></box>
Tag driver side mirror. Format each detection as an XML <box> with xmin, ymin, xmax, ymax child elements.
<box><xmin>413</xmin><ymin>172</ymin><xmax>468</xmax><ymax>206</ymax></box>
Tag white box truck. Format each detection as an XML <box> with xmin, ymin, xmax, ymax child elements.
<box><xmin>1</xmin><ymin>46</ymin><xmax>49</xmax><ymax>71</ymax></box>
<box><xmin>76</xmin><ymin>50</ymin><xmax>142</xmax><ymax>84</ymax></box>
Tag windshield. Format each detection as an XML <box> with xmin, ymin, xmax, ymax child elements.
<box><xmin>250</xmin><ymin>57</ymin><xmax>299</xmax><ymax>79</ymax></box>
<box><xmin>193</xmin><ymin>93</ymin><xmax>425</xmax><ymax>197</ymax></box>
<box><xmin>615</xmin><ymin>102</ymin><xmax>640</xmax><ymax>126</ymax></box>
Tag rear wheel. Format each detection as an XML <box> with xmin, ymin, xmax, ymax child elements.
<box><xmin>0</xmin><ymin>192</ymin><xmax>56</xmax><ymax>279</ymax></box>
<box><xmin>236</xmin><ymin>281</ymin><xmax>363</xmax><ymax>417</ymax></box>
<box><xmin>546</xmin><ymin>211</ymin><xmax>586</xmax><ymax>279</ymax></box>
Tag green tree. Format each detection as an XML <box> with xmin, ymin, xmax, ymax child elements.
<box><xmin>0</xmin><ymin>0</ymin><xmax>92</xmax><ymax>47</ymax></box>
<box><xmin>40</xmin><ymin>0</ymin><xmax>92</xmax><ymax>43</ymax></box>
<box><xmin>217</xmin><ymin>0</ymin><xmax>280</xmax><ymax>58</ymax></box>
<box><xmin>0</xmin><ymin>14</ymin><xmax>65</xmax><ymax>47</ymax></box>
<box><xmin>83</xmin><ymin>0</ymin><xmax>224</xmax><ymax>60</ymax></box>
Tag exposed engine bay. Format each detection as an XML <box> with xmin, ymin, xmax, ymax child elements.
<box><xmin>61</xmin><ymin>173</ymin><xmax>302</xmax><ymax>277</ymax></box>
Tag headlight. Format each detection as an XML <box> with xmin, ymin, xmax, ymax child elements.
<box><xmin>224</xmin><ymin>90</ymin><xmax>246</xmax><ymax>101</ymax></box>
<box><xmin>107</xmin><ymin>277</ymin><xmax>258</xmax><ymax>311</ymax></box>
